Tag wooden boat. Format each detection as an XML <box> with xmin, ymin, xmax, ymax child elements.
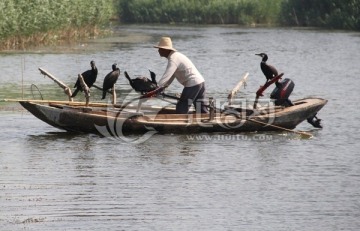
<box><xmin>11</xmin><ymin>69</ymin><xmax>326</xmax><ymax>137</ymax></box>
<box><xmin>16</xmin><ymin>97</ymin><xmax>327</xmax><ymax>136</ymax></box>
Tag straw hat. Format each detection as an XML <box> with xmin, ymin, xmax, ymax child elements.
<box><xmin>153</xmin><ymin>37</ymin><xmax>177</xmax><ymax>51</ymax></box>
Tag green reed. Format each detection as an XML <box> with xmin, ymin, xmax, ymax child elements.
<box><xmin>118</xmin><ymin>0</ymin><xmax>282</xmax><ymax>25</ymax></box>
<box><xmin>118</xmin><ymin>0</ymin><xmax>360</xmax><ymax>30</ymax></box>
<box><xmin>0</xmin><ymin>0</ymin><xmax>116</xmax><ymax>50</ymax></box>
<box><xmin>279</xmin><ymin>0</ymin><xmax>360</xmax><ymax>30</ymax></box>
<box><xmin>1</xmin><ymin>0</ymin><xmax>358</xmax><ymax>51</ymax></box>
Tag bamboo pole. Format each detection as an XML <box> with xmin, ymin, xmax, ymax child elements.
<box><xmin>2</xmin><ymin>99</ymin><xmax>107</xmax><ymax>107</ymax></box>
<box><xmin>228</xmin><ymin>72</ymin><xmax>249</xmax><ymax>105</ymax></box>
<box><xmin>112</xmin><ymin>86</ymin><xmax>116</xmax><ymax>104</ymax></box>
<box><xmin>38</xmin><ymin>67</ymin><xmax>73</xmax><ymax>101</ymax></box>
<box><xmin>1</xmin><ymin>99</ymin><xmax>163</xmax><ymax>111</ymax></box>
<box><xmin>78</xmin><ymin>74</ymin><xmax>90</xmax><ymax>106</ymax></box>
<box><xmin>247</xmin><ymin>117</ymin><xmax>313</xmax><ymax>138</ymax></box>
<box><xmin>93</xmin><ymin>84</ymin><xmax>112</xmax><ymax>94</ymax></box>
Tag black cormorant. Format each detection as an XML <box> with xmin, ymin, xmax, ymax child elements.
<box><xmin>71</xmin><ymin>60</ymin><xmax>98</xmax><ymax>97</ymax></box>
<box><xmin>255</xmin><ymin>53</ymin><xmax>278</xmax><ymax>82</ymax></box>
<box><xmin>102</xmin><ymin>63</ymin><xmax>120</xmax><ymax>100</ymax></box>
<box><xmin>124</xmin><ymin>70</ymin><xmax>157</xmax><ymax>94</ymax></box>
<box><xmin>149</xmin><ymin>70</ymin><xmax>157</xmax><ymax>86</ymax></box>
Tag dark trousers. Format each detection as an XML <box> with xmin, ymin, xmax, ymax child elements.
<box><xmin>274</xmin><ymin>98</ymin><xmax>294</xmax><ymax>107</ymax></box>
<box><xmin>176</xmin><ymin>82</ymin><xmax>208</xmax><ymax>114</ymax></box>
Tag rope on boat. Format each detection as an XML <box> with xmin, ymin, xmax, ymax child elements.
<box><xmin>246</xmin><ymin>117</ymin><xmax>313</xmax><ymax>138</ymax></box>
<box><xmin>30</xmin><ymin>84</ymin><xmax>43</xmax><ymax>100</ymax></box>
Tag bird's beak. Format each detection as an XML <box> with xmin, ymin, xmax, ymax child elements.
<box><xmin>255</xmin><ymin>53</ymin><xmax>261</xmax><ymax>56</ymax></box>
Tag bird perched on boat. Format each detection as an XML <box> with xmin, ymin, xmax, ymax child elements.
<box><xmin>255</xmin><ymin>53</ymin><xmax>278</xmax><ymax>82</ymax></box>
<box><xmin>124</xmin><ymin>70</ymin><xmax>157</xmax><ymax>94</ymax></box>
<box><xmin>71</xmin><ymin>60</ymin><xmax>98</xmax><ymax>97</ymax></box>
<box><xmin>101</xmin><ymin>63</ymin><xmax>120</xmax><ymax>100</ymax></box>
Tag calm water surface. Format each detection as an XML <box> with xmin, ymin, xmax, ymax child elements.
<box><xmin>1</xmin><ymin>25</ymin><xmax>360</xmax><ymax>230</ymax></box>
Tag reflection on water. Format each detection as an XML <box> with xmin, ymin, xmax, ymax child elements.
<box><xmin>1</xmin><ymin>25</ymin><xmax>360</xmax><ymax>230</ymax></box>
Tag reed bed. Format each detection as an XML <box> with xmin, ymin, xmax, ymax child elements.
<box><xmin>279</xmin><ymin>0</ymin><xmax>360</xmax><ymax>30</ymax></box>
<box><xmin>1</xmin><ymin>0</ymin><xmax>358</xmax><ymax>51</ymax></box>
<box><xmin>0</xmin><ymin>0</ymin><xmax>115</xmax><ymax>50</ymax></box>
<box><xmin>118</xmin><ymin>0</ymin><xmax>360</xmax><ymax>30</ymax></box>
<box><xmin>118</xmin><ymin>0</ymin><xmax>282</xmax><ymax>25</ymax></box>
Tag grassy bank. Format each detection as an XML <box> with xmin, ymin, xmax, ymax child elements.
<box><xmin>0</xmin><ymin>0</ymin><xmax>116</xmax><ymax>50</ymax></box>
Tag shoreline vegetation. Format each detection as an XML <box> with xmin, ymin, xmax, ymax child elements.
<box><xmin>1</xmin><ymin>0</ymin><xmax>359</xmax><ymax>51</ymax></box>
<box><xmin>118</xmin><ymin>0</ymin><xmax>282</xmax><ymax>25</ymax></box>
<box><xmin>0</xmin><ymin>0</ymin><xmax>115</xmax><ymax>50</ymax></box>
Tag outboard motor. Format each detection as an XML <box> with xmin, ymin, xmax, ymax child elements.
<box><xmin>307</xmin><ymin>113</ymin><xmax>323</xmax><ymax>128</ymax></box>
<box><xmin>270</xmin><ymin>78</ymin><xmax>295</xmax><ymax>107</ymax></box>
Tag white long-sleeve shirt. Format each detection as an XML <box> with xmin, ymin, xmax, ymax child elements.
<box><xmin>158</xmin><ymin>51</ymin><xmax>205</xmax><ymax>88</ymax></box>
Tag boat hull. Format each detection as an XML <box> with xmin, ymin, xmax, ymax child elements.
<box><xmin>19</xmin><ymin>97</ymin><xmax>327</xmax><ymax>135</ymax></box>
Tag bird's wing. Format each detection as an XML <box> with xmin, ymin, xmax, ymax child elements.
<box><xmin>81</xmin><ymin>69</ymin><xmax>91</xmax><ymax>77</ymax></box>
<box><xmin>103</xmin><ymin>71</ymin><xmax>120</xmax><ymax>91</ymax></box>
<box><xmin>81</xmin><ymin>70</ymin><xmax>97</xmax><ymax>86</ymax></box>
<box><xmin>268</xmin><ymin>64</ymin><xmax>278</xmax><ymax>76</ymax></box>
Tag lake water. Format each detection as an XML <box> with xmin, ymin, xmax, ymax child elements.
<box><xmin>1</xmin><ymin>25</ymin><xmax>360</xmax><ymax>230</ymax></box>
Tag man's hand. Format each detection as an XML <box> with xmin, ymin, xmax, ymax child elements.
<box><xmin>141</xmin><ymin>87</ymin><xmax>165</xmax><ymax>98</ymax></box>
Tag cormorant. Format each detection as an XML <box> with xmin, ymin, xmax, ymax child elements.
<box><xmin>149</xmin><ymin>70</ymin><xmax>157</xmax><ymax>86</ymax></box>
<box><xmin>255</xmin><ymin>53</ymin><xmax>278</xmax><ymax>82</ymax></box>
<box><xmin>102</xmin><ymin>63</ymin><xmax>120</xmax><ymax>100</ymax></box>
<box><xmin>124</xmin><ymin>70</ymin><xmax>157</xmax><ymax>94</ymax></box>
<box><xmin>71</xmin><ymin>60</ymin><xmax>98</xmax><ymax>97</ymax></box>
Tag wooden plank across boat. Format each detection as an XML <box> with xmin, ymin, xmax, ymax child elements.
<box><xmin>16</xmin><ymin>97</ymin><xmax>327</xmax><ymax>136</ymax></box>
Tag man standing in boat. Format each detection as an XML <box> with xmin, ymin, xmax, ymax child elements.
<box><xmin>153</xmin><ymin>37</ymin><xmax>208</xmax><ymax>114</ymax></box>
